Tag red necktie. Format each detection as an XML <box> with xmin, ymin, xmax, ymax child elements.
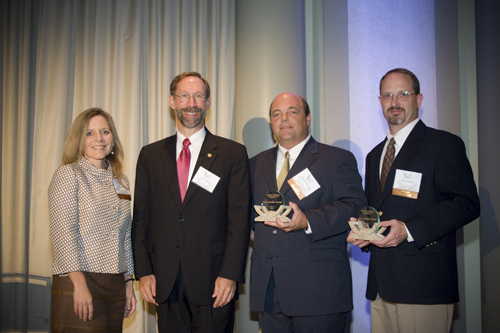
<box><xmin>380</xmin><ymin>137</ymin><xmax>396</xmax><ymax>192</ymax></box>
<box><xmin>177</xmin><ymin>138</ymin><xmax>191</xmax><ymax>202</ymax></box>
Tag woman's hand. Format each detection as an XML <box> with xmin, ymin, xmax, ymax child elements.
<box><xmin>68</xmin><ymin>271</ymin><xmax>93</xmax><ymax>321</ymax></box>
<box><xmin>124</xmin><ymin>277</ymin><xmax>136</xmax><ymax>318</ymax></box>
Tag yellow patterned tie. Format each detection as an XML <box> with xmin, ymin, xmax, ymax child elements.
<box><xmin>277</xmin><ymin>152</ymin><xmax>290</xmax><ymax>190</ymax></box>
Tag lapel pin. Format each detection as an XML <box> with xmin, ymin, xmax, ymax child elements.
<box><xmin>207</xmin><ymin>153</ymin><xmax>212</xmax><ymax>158</ymax></box>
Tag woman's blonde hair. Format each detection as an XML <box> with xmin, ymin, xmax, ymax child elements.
<box><xmin>62</xmin><ymin>108</ymin><xmax>126</xmax><ymax>185</ymax></box>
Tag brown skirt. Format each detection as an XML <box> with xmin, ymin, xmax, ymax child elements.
<box><xmin>51</xmin><ymin>272</ymin><xmax>126</xmax><ymax>333</ymax></box>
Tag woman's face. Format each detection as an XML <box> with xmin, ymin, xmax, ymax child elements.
<box><xmin>83</xmin><ymin>115</ymin><xmax>114</xmax><ymax>168</ymax></box>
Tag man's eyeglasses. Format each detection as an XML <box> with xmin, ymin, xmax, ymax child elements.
<box><xmin>174</xmin><ymin>93</ymin><xmax>206</xmax><ymax>103</ymax></box>
<box><xmin>379</xmin><ymin>91</ymin><xmax>417</xmax><ymax>101</ymax></box>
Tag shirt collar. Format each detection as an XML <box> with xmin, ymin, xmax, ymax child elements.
<box><xmin>176</xmin><ymin>126</ymin><xmax>206</xmax><ymax>149</ymax></box>
<box><xmin>277</xmin><ymin>134</ymin><xmax>311</xmax><ymax>161</ymax></box>
<box><xmin>386</xmin><ymin>118</ymin><xmax>420</xmax><ymax>147</ymax></box>
<box><xmin>78</xmin><ymin>156</ymin><xmax>113</xmax><ymax>178</ymax></box>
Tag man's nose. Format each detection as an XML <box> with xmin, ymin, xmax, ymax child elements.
<box><xmin>186</xmin><ymin>95</ymin><xmax>196</xmax><ymax>107</ymax></box>
<box><xmin>390</xmin><ymin>95</ymin><xmax>399</xmax><ymax>107</ymax></box>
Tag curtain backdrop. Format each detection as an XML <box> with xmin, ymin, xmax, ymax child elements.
<box><xmin>1</xmin><ymin>0</ymin><xmax>235</xmax><ymax>331</ymax></box>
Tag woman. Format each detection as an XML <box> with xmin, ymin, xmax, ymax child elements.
<box><xmin>48</xmin><ymin>108</ymin><xmax>136</xmax><ymax>332</ymax></box>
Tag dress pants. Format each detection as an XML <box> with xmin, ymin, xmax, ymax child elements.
<box><xmin>371</xmin><ymin>294</ymin><xmax>454</xmax><ymax>333</ymax></box>
<box><xmin>156</xmin><ymin>266</ymin><xmax>235</xmax><ymax>333</ymax></box>
<box><xmin>259</xmin><ymin>270</ymin><xmax>349</xmax><ymax>333</ymax></box>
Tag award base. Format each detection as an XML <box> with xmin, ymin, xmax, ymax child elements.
<box><xmin>254</xmin><ymin>205</ymin><xmax>292</xmax><ymax>223</ymax></box>
<box><xmin>348</xmin><ymin>221</ymin><xmax>386</xmax><ymax>241</ymax></box>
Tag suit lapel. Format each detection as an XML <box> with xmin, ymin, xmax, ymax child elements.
<box><xmin>181</xmin><ymin>130</ymin><xmax>218</xmax><ymax>209</ymax></box>
<box><xmin>368</xmin><ymin>140</ymin><xmax>385</xmax><ymax>207</ymax></box>
<box><xmin>160</xmin><ymin>135</ymin><xmax>183</xmax><ymax>212</ymax></box>
<box><xmin>380</xmin><ymin>120</ymin><xmax>427</xmax><ymax>201</ymax></box>
<box><xmin>262</xmin><ymin>147</ymin><xmax>278</xmax><ymax>192</ymax></box>
<box><xmin>280</xmin><ymin>137</ymin><xmax>318</xmax><ymax>197</ymax></box>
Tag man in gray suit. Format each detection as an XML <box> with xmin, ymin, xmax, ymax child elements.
<box><xmin>250</xmin><ymin>92</ymin><xmax>366</xmax><ymax>332</ymax></box>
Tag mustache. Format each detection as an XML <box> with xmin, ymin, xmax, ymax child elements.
<box><xmin>179</xmin><ymin>107</ymin><xmax>204</xmax><ymax>113</ymax></box>
<box><xmin>388</xmin><ymin>106</ymin><xmax>405</xmax><ymax>112</ymax></box>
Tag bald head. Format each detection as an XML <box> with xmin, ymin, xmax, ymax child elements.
<box><xmin>269</xmin><ymin>92</ymin><xmax>310</xmax><ymax>118</ymax></box>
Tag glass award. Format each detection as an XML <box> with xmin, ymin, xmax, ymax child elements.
<box><xmin>254</xmin><ymin>190</ymin><xmax>292</xmax><ymax>223</ymax></box>
<box><xmin>348</xmin><ymin>206</ymin><xmax>386</xmax><ymax>240</ymax></box>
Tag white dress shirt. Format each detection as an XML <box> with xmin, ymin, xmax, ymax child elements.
<box><xmin>276</xmin><ymin>134</ymin><xmax>312</xmax><ymax>233</ymax></box>
<box><xmin>379</xmin><ymin>118</ymin><xmax>420</xmax><ymax>242</ymax></box>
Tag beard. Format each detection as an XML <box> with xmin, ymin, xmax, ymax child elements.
<box><xmin>386</xmin><ymin>106</ymin><xmax>406</xmax><ymax>125</ymax></box>
<box><xmin>175</xmin><ymin>106</ymin><xmax>206</xmax><ymax>129</ymax></box>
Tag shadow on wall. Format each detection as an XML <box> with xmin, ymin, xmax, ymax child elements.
<box><xmin>479</xmin><ymin>188</ymin><xmax>500</xmax><ymax>255</ymax></box>
<box><xmin>242</xmin><ymin>117</ymin><xmax>275</xmax><ymax>159</ymax></box>
<box><xmin>330</xmin><ymin>139</ymin><xmax>365</xmax><ymax>184</ymax></box>
<box><xmin>1</xmin><ymin>274</ymin><xmax>51</xmax><ymax>331</ymax></box>
<box><xmin>479</xmin><ymin>187</ymin><xmax>500</xmax><ymax>306</ymax></box>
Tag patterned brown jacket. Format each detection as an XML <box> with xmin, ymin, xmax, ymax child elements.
<box><xmin>48</xmin><ymin>157</ymin><xmax>134</xmax><ymax>276</ymax></box>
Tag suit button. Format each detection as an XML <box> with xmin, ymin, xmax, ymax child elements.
<box><xmin>269</xmin><ymin>254</ymin><xmax>273</xmax><ymax>259</ymax></box>
<box><xmin>176</xmin><ymin>245</ymin><xmax>180</xmax><ymax>249</ymax></box>
<box><xmin>180</xmin><ymin>218</ymin><xmax>185</xmax><ymax>222</ymax></box>
<box><xmin>273</xmin><ymin>230</ymin><xmax>277</xmax><ymax>235</ymax></box>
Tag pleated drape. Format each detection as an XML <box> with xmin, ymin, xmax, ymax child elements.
<box><xmin>1</xmin><ymin>1</ymin><xmax>235</xmax><ymax>332</ymax></box>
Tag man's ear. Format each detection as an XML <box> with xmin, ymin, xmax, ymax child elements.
<box><xmin>205</xmin><ymin>96</ymin><xmax>212</xmax><ymax>109</ymax></box>
<box><xmin>169</xmin><ymin>94</ymin><xmax>176</xmax><ymax>110</ymax></box>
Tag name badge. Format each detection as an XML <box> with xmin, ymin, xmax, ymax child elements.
<box><xmin>392</xmin><ymin>169</ymin><xmax>422</xmax><ymax>199</ymax></box>
<box><xmin>288</xmin><ymin>168</ymin><xmax>321</xmax><ymax>200</ymax></box>
<box><xmin>192</xmin><ymin>166</ymin><xmax>220</xmax><ymax>193</ymax></box>
<box><xmin>113</xmin><ymin>178</ymin><xmax>131</xmax><ymax>200</ymax></box>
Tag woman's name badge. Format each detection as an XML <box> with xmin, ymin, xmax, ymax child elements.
<box><xmin>288</xmin><ymin>168</ymin><xmax>320</xmax><ymax>200</ymax></box>
<box><xmin>392</xmin><ymin>169</ymin><xmax>422</xmax><ymax>199</ymax></box>
<box><xmin>192</xmin><ymin>166</ymin><xmax>220</xmax><ymax>193</ymax></box>
<box><xmin>113</xmin><ymin>178</ymin><xmax>131</xmax><ymax>200</ymax></box>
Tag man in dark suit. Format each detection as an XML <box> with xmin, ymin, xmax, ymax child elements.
<box><xmin>348</xmin><ymin>68</ymin><xmax>480</xmax><ymax>333</ymax></box>
<box><xmin>132</xmin><ymin>72</ymin><xmax>251</xmax><ymax>333</ymax></box>
<box><xmin>250</xmin><ymin>92</ymin><xmax>366</xmax><ymax>332</ymax></box>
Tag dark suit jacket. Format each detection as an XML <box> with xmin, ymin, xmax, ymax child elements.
<box><xmin>249</xmin><ymin>137</ymin><xmax>366</xmax><ymax>316</ymax></box>
<box><xmin>365</xmin><ymin>120</ymin><xmax>480</xmax><ymax>304</ymax></box>
<box><xmin>132</xmin><ymin>129</ymin><xmax>251</xmax><ymax>305</ymax></box>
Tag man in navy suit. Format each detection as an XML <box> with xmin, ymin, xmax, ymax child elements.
<box><xmin>132</xmin><ymin>72</ymin><xmax>251</xmax><ymax>332</ymax></box>
<box><xmin>250</xmin><ymin>92</ymin><xmax>366</xmax><ymax>332</ymax></box>
<box><xmin>348</xmin><ymin>68</ymin><xmax>480</xmax><ymax>333</ymax></box>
